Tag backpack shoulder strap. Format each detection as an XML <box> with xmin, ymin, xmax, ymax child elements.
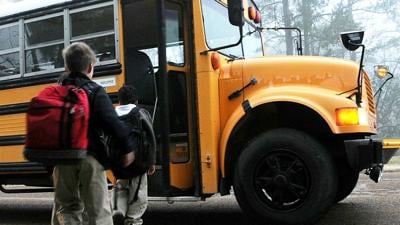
<box><xmin>127</xmin><ymin>106</ymin><xmax>141</xmax><ymax>117</ymax></box>
<box><xmin>138</xmin><ymin>108</ymin><xmax>152</xmax><ymax>122</ymax></box>
<box><xmin>80</xmin><ymin>81</ymin><xmax>101</xmax><ymax>106</ymax></box>
<box><xmin>129</xmin><ymin>174</ymin><xmax>144</xmax><ymax>204</ymax></box>
<box><xmin>138</xmin><ymin>108</ymin><xmax>156</xmax><ymax>161</ymax></box>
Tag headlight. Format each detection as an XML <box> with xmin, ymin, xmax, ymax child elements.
<box><xmin>335</xmin><ymin>107</ymin><xmax>369</xmax><ymax>126</ymax></box>
<box><xmin>336</xmin><ymin>108</ymin><xmax>359</xmax><ymax>126</ymax></box>
<box><xmin>357</xmin><ymin>107</ymin><xmax>369</xmax><ymax>125</ymax></box>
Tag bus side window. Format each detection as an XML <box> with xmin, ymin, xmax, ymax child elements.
<box><xmin>0</xmin><ymin>24</ymin><xmax>20</xmax><ymax>79</ymax></box>
<box><xmin>70</xmin><ymin>5</ymin><xmax>116</xmax><ymax>63</ymax></box>
<box><xmin>24</xmin><ymin>15</ymin><xmax>64</xmax><ymax>73</ymax></box>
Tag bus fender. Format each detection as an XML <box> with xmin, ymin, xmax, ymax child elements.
<box><xmin>219</xmin><ymin>87</ymin><xmax>356</xmax><ymax>178</ymax></box>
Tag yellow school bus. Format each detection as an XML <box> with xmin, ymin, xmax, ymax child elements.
<box><xmin>0</xmin><ymin>0</ymin><xmax>398</xmax><ymax>224</ymax></box>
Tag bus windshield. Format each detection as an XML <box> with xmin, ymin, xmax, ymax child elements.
<box><xmin>201</xmin><ymin>0</ymin><xmax>263</xmax><ymax>58</ymax></box>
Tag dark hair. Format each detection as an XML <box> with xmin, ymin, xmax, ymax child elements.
<box><xmin>62</xmin><ymin>42</ymin><xmax>96</xmax><ymax>73</ymax></box>
<box><xmin>118</xmin><ymin>85</ymin><xmax>138</xmax><ymax>105</ymax></box>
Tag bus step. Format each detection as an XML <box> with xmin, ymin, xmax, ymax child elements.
<box><xmin>148</xmin><ymin>196</ymin><xmax>201</xmax><ymax>203</ymax></box>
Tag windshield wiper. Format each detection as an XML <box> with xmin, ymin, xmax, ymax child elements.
<box><xmin>227</xmin><ymin>54</ymin><xmax>244</xmax><ymax>62</ymax></box>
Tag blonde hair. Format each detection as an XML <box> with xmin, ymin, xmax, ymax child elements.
<box><xmin>62</xmin><ymin>42</ymin><xmax>96</xmax><ymax>73</ymax></box>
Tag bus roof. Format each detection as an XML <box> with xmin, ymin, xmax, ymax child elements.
<box><xmin>0</xmin><ymin>0</ymin><xmax>72</xmax><ymax>18</ymax></box>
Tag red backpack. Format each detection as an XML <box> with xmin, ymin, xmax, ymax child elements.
<box><xmin>24</xmin><ymin>83</ymin><xmax>90</xmax><ymax>164</ymax></box>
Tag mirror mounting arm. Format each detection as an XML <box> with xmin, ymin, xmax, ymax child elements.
<box><xmin>340</xmin><ymin>31</ymin><xmax>365</xmax><ymax>107</ymax></box>
<box><xmin>201</xmin><ymin>25</ymin><xmax>243</xmax><ymax>55</ymax></box>
<box><xmin>374</xmin><ymin>71</ymin><xmax>394</xmax><ymax>108</ymax></box>
<box><xmin>350</xmin><ymin>41</ymin><xmax>365</xmax><ymax>107</ymax></box>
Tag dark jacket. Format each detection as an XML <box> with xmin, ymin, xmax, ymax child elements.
<box><xmin>63</xmin><ymin>72</ymin><xmax>134</xmax><ymax>168</ymax></box>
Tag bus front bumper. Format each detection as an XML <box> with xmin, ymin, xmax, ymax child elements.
<box><xmin>344</xmin><ymin>139</ymin><xmax>400</xmax><ymax>182</ymax></box>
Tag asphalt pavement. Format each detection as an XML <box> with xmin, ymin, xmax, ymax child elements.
<box><xmin>1</xmin><ymin>157</ymin><xmax>400</xmax><ymax>225</ymax></box>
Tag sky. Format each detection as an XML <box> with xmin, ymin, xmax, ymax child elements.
<box><xmin>0</xmin><ymin>0</ymin><xmax>71</xmax><ymax>18</ymax></box>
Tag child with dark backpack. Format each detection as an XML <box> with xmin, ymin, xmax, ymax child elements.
<box><xmin>110</xmin><ymin>85</ymin><xmax>156</xmax><ymax>225</ymax></box>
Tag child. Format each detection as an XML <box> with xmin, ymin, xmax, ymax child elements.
<box><xmin>112</xmin><ymin>85</ymin><xmax>156</xmax><ymax>225</ymax></box>
<box><xmin>52</xmin><ymin>42</ymin><xmax>135</xmax><ymax>225</ymax></box>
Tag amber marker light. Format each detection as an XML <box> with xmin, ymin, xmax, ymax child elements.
<box><xmin>211</xmin><ymin>52</ymin><xmax>221</xmax><ymax>70</ymax></box>
<box><xmin>336</xmin><ymin>108</ymin><xmax>359</xmax><ymax>126</ymax></box>
<box><xmin>248</xmin><ymin>7</ymin><xmax>256</xmax><ymax>20</ymax></box>
<box><xmin>374</xmin><ymin>65</ymin><xmax>389</xmax><ymax>79</ymax></box>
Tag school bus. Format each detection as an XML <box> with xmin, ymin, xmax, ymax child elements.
<box><xmin>0</xmin><ymin>0</ymin><xmax>399</xmax><ymax>224</ymax></box>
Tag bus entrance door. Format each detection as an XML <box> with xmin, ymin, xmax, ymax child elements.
<box><xmin>122</xmin><ymin>0</ymin><xmax>195</xmax><ymax>197</ymax></box>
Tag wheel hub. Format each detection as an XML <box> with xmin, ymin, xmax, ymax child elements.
<box><xmin>254</xmin><ymin>150</ymin><xmax>311</xmax><ymax>210</ymax></box>
<box><xmin>273</xmin><ymin>174</ymin><xmax>288</xmax><ymax>187</ymax></box>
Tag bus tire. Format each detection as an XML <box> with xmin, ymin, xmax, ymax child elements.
<box><xmin>335</xmin><ymin>162</ymin><xmax>359</xmax><ymax>202</ymax></box>
<box><xmin>233</xmin><ymin>128</ymin><xmax>337</xmax><ymax>225</ymax></box>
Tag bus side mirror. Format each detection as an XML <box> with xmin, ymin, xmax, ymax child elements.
<box><xmin>228</xmin><ymin>0</ymin><xmax>244</xmax><ymax>27</ymax></box>
<box><xmin>340</xmin><ymin>31</ymin><xmax>364</xmax><ymax>51</ymax></box>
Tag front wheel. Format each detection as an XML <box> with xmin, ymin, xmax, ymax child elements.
<box><xmin>335</xmin><ymin>160</ymin><xmax>360</xmax><ymax>202</ymax></box>
<box><xmin>233</xmin><ymin>128</ymin><xmax>337</xmax><ymax>225</ymax></box>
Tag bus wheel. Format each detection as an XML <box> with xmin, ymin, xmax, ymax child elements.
<box><xmin>335</xmin><ymin>162</ymin><xmax>359</xmax><ymax>202</ymax></box>
<box><xmin>233</xmin><ymin>128</ymin><xmax>337</xmax><ymax>225</ymax></box>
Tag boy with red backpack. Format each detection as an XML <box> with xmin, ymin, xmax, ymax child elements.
<box><xmin>26</xmin><ymin>42</ymin><xmax>136</xmax><ymax>225</ymax></box>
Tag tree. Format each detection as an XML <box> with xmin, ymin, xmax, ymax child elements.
<box><xmin>317</xmin><ymin>1</ymin><xmax>361</xmax><ymax>58</ymax></box>
<box><xmin>295</xmin><ymin>0</ymin><xmax>315</xmax><ymax>55</ymax></box>
<box><xmin>282</xmin><ymin>0</ymin><xmax>294</xmax><ymax>55</ymax></box>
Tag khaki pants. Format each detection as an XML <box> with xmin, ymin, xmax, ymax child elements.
<box><xmin>51</xmin><ymin>155</ymin><xmax>113</xmax><ymax>225</ymax></box>
<box><xmin>111</xmin><ymin>175</ymin><xmax>148</xmax><ymax>223</ymax></box>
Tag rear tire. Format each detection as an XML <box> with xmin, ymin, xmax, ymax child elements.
<box><xmin>233</xmin><ymin>128</ymin><xmax>337</xmax><ymax>225</ymax></box>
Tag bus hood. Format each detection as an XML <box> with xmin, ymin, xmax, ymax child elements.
<box><xmin>237</xmin><ymin>56</ymin><xmax>360</xmax><ymax>95</ymax></box>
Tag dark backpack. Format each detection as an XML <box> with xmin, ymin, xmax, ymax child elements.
<box><xmin>23</xmin><ymin>81</ymin><xmax>96</xmax><ymax>165</ymax></box>
<box><xmin>108</xmin><ymin>107</ymin><xmax>156</xmax><ymax>179</ymax></box>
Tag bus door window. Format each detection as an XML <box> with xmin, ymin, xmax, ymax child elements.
<box><xmin>122</xmin><ymin>0</ymin><xmax>187</xmax><ymax>140</ymax></box>
<box><xmin>124</xmin><ymin>49</ymin><xmax>156</xmax><ymax>114</ymax></box>
<box><xmin>165</xmin><ymin>1</ymin><xmax>187</xmax><ymax>137</ymax></box>
<box><xmin>123</xmin><ymin>0</ymin><xmax>188</xmax><ymax>162</ymax></box>
<box><xmin>122</xmin><ymin>0</ymin><xmax>193</xmax><ymax>191</ymax></box>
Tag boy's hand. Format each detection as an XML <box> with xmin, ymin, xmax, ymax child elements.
<box><xmin>147</xmin><ymin>165</ymin><xmax>156</xmax><ymax>175</ymax></box>
<box><xmin>121</xmin><ymin>151</ymin><xmax>135</xmax><ymax>167</ymax></box>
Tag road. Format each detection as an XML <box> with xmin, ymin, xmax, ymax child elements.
<box><xmin>1</xmin><ymin>171</ymin><xmax>400</xmax><ymax>225</ymax></box>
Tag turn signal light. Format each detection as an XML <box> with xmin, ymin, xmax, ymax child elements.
<box><xmin>336</xmin><ymin>108</ymin><xmax>359</xmax><ymax>126</ymax></box>
<box><xmin>211</xmin><ymin>52</ymin><xmax>221</xmax><ymax>70</ymax></box>
<box><xmin>248</xmin><ymin>7</ymin><xmax>256</xmax><ymax>20</ymax></box>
